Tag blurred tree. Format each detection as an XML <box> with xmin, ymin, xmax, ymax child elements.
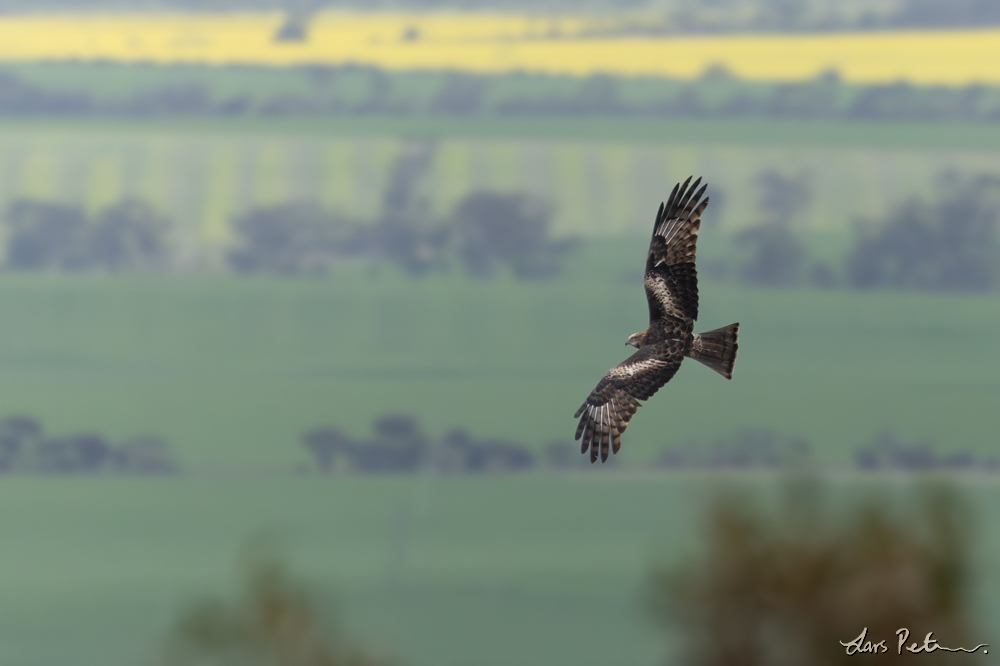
<box><xmin>0</xmin><ymin>69</ymin><xmax>91</xmax><ymax>114</ymax></box>
<box><xmin>669</xmin><ymin>87</ymin><xmax>706</xmax><ymax>116</ymax></box>
<box><xmin>355</xmin><ymin>140</ymin><xmax>452</xmax><ymax>276</ymax></box>
<box><xmin>735</xmin><ymin>170</ymin><xmax>811</xmax><ymax>286</ymax></box>
<box><xmin>3</xmin><ymin>200</ymin><xmax>87</xmax><ymax>270</ymax></box>
<box><xmin>353</xmin><ymin>213</ymin><xmax>452</xmax><ymax>276</ymax></box>
<box><xmin>656</xmin><ymin>428</ymin><xmax>811</xmax><ymax>470</ymax></box>
<box><xmin>119</xmin><ymin>83</ymin><xmax>214</xmax><ymax>116</ymax></box>
<box><xmin>452</xmin><ymin>191</ymin><xmax>576</xmax><ymax>279</ymax></box>
<box><xmin>382</xmin><ymin>140</ymin><xmax>436</xmax><ymax>214</ymax></box>
<box><xmin>0</xmin><ymin>414</ymin><xmax>178</xmax><ymax>475</ymax></box>
<box><xmin>354</xmin><ymin>69</ymin><xmax>406</xmax><ymax>115</ymax></box>
<box><xmin>83</xmin><ymin>200</ymin><xmax>173</xmax><ymax>272</ymax></box>
<box><xmin>4</xmin><ymin>199</ymin><xmax>174</xmax><ymax>272</ymax></box>
<box><xmin>114</xmin><ymin>436</ymin><xmax>180</xmax><ymax>474</ymax></box>
<box><xmin>428</xmin><ymin>73</ymin><xmax>489</xmax><ymax>115</ymax></box>
<box><xmin>302</xmin><ymin>414</ymin><xmax>538</xmax><ymax>475</ymax></box>
<box><xmin>889</xmin><ymin>0</ymin><xmax>1000</xmax><ymax>27</ymax></box>
<box><xmin>35</xmin><ymin>433</ymin><xmax>112</xmax><ymax>473</ymax></box>
<box><xmin>855</xmin><ymin>430</ymin><xmax>998</xmax><ymax>473</ymax></box>
<box><xmin>751</xmin><ymin>0</ymin><xmax>806</xmax><ymax>31</ymax></box>
<box><xmin>274</xmin><ymin>0</ymin><xmax>321</xmax><ymax>44</ymax></box>
<box><xmin>0</xmin><ymin>415</ymin><xmax>42</xmax><ymax>472</ymax></box>
<box><xmin>573</xmin><ymin>74</ymin><xmax>623</xmax><ymax>115</ymax></box>
<box><xmin>349</xmin><ymin>414</ymin><xmax>431</xmax><ymax>473</ymax></box>
<box><xmin>164</xmin><ymin>543</ymin><xmax>387</xmax><ymax>666</ymax></box>
<box><xmin>302</xmin><ymin>427</ymin><xmax>355</xmax><ymax>473</ymax></box>
<box><xmin>228</xmin><ymin>202</ymin><xmax>352</xmax><ymax>275</ymax></box>
<box><xmin>439</xmin><ymin>429</ymin><xmax>535</xmax><ymax>473</ymax></box>
<box><xmin>766</xmin><ymin>79</ymin><xmax>839</xmax><ymax>118</ymax></box>
<box><xmin>650</xmin><ymin>481</ymin><xmax>979</xmax><ymax>666</ymax></box>
<box><xmin>847</xmin><ymin>172</ymin><xmax>1000</xmax><ymax>292</ymax></box>
<box><xmin>734</xmin><ymin>224</ymin><xmax>806</xmax><ymax>286</ymax></box>
<box><xmin>755</xmin><ymin>169</ymin><xmax>812</xmax><ymax>225</ymax></box>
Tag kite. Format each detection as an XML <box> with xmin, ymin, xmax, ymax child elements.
<box><xmin>574</xmin><ymin>176</ymin><xmax>740</xmax><ymax>463</ymax></box>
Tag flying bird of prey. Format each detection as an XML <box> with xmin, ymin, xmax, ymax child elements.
<box><xmin>574</xmin><ymin>176</ymin><xmax>740</xmax><ymax>463</ymax></box>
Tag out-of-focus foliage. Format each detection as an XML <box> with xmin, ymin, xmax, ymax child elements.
<box><xmin>3</xmin><ymin>199</ymin><xmax>172</xmax><ymax>272</ymax></box>
<box><xmin>655</xmin><ymin>427</ymin><xmax>811</xmax><ymax>470</ymax></box>
<box><xmin>0</xmin><ymin>415</ymin><xmax>177</xmax><ymax>474</ymax></box>
<box><xmin>733</xmin><ymin>170</ymin><xmax>812</xmax><ymax>287</ymax></box>
<box><xmin>303</xmin><ymin>414</ymin><xmax>539</xmax><ymax>474</ymax></box>
<box><xmin>228</xmin><ymin>203</ymin><xmax>354</xmax><ymax>276</ymax></box>
<box><xmin>1</xmin><ymin>191</ymin><xmax>572</xmax><ymax>280</ymax></box>
<box><xmin>164</xmin><ymin>544</ymin><xmax>387</xmax><ymax>666</ymax></box>
<box><xmin>847</xmin><ymin>172</ymin><xmax>1000</xmax><ymax>292</ymax></box>
<box><xmin>2</xmin><ymin>0</ymin><xmax>998</xmax><ymax>35</ymax></box>
<box><xmin>658</xmin><ymin>0</ymin><xmax>1000</xmax><ymax>32</ymax></box>
<box><xmin>3</xmin><ymin>200</ymin><xmax>87</xmax><ymax>270</ymax></box>
<box><xmin>713</xmin><ymin>169</ymin><xmax>1000</xmax><ymax>292</ymax></box>
<box><xmin>83</xmin><ymin>200</ymin><xmax>175</xmax><ymax>271</ymax></box>
<box><xmin>650</xmin><ymin>481</ymin><xmax>980</xmax><ymax>666</ymax></box>
<box><xmin>303</xmin><ymin>417</ymin><xmax>1000</xmax><ymax>475</ymax></box>
<box><xmin>5</xmin><ymin>63</ymin><xmax>1000</xmax><ymax>122</ymax></box>
<box><xmin>352</xmin><ymin>140</ymin><xmax>453</xmax><ymax>276</ymax></box>
<box><xmin>453</xmin><ymin>191</ymin><xmax>577</xmax><ymax>280</ymax></box>
<box><xmin>428</xmin><ymin>72</ymin><xmax>489</xmax><ymax>116</ymax></box>
<box><xmin>856</xmin><ymin>430</ymin><xmax>1000</xmax><ymax>473</ymax></box>
<box><xmin>227</xmin><ymin>192</ymin><xmax>570</xmax><ymax>279</ymax></box>
<box><xmin>227</xmin><ymin>139</ymin><xmax>573</xmax><ymax>278</ymax></box>
<box><xmin>887</xmin><ymin>0</ymin><xmax>1000</xmax><ymax>28</ymax></box>
<box><xmin>7</xmin><ymin>168</ymin><xmax>997</xmax><ymax>290</ymax></box>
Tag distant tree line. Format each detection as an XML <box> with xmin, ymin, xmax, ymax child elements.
<box><xmin>8</xmin><ymin>0</ymin><xmax>1000</xmax><ymax>32</ymax></box>
<box><xmin>0</xmin><ymin>415</ymin><xmax>178</xmax><ymax>474</ymax></box>
<box><xmin>492</xmin><ymin>73</ymin><xmax>1000</xmax><ymax>124</ymax></box>
<box><xmin>655</xmin><ymin>428</ymin><xmax>812</xmax><ymax>470</ymax></box>
<box><xmin>2</xmin><ymin>199</ymin><xmax>173</xmax><ymax>272</ymax></box>
<box><xmin>0</xmin><ymin>139</ymin><xmax>574</xmax><ymax>279</ymax></box>
<box><xmin>222</xmin><ymin>139</ymin><xmax>575</xmax><ymax>278</ymax></box>
<box><xmin>4</xmin><ymin>167</ymin><xmax>994</xmax><ymax>292</ymax></box>
<box><xmin>847</xmin><ymin>172</ymin><xmax>1000</xmax><ymax>291</ymax></box>
<box><xmin>659</xmin><ymin>428</ymin><xmax>999</xmax><ymax>473</ymax></box>
<box><xmin>3</xmin><ymin>65</ymin><xmax>1000</xmax><ymax>123</ymax></box>
<box><xmin>717</xmin><ymin>169</ymin><xmax>1000</xmax><ymax>292</ymax></box>
<box><xmin>301</xmin><ymin>415</ymin><xmax>993</xmax><ymax>474</ymax></box>
<box><xmin>0</xmin><ymin>192</ymin><xmax>576</xmax><ymax>281</ymax></box>
<box><xmin>617</xmin><ymin>0</ymin><xmax>1000</xmax><ymax>33</ymax></box>
<box><xmin>302</xmin><ymin>414</ymin><xmax>541</xmax><ymax>474</ymax></box>
<box><xmin>226</xmin><ymin>192</ymin><xmax>575</xmax><ymax>279</ymax></box>
<box><xmin>856</xmin><ymin>430</ymin><xmax>999</xmax><ymax>473</ymax></box>
<box><xmin>303</xmin><ymin>413</ymin><xmax>626</xmax><ymax>474</ymax></box>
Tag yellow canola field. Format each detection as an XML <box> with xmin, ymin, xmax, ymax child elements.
<box><xmin>0</xmin><ymin>12</ymin><xmax>997</xmax><ymax>85</ymax></box>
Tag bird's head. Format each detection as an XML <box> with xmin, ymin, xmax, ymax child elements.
<box><xmin>626</xmin><ymin>330</ymin><xmax>647</xmax><ymax>349</ymax></box>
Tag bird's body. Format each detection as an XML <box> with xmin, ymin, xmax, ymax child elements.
<box><xmin>574</xmin><ymin>176</ymin><xmax>740</xmax><ymax>463</ymax></box>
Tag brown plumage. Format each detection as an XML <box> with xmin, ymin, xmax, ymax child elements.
<box><xmin>574</xmin><ymin>176</ymin><xmax>740</xmax><ymax>463</ymax></box>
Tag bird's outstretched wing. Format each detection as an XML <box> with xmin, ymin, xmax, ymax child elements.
<box><xmin>644</xmin><ymin>176</ymin><xmax>709</xmax><ymax>325</ymax></box>
<box><xmin>574</xmin><ymin>345</ymin><xmax>683</xmax><ymax>463</ymax></box>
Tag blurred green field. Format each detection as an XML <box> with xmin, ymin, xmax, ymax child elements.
<box><xmin>1</xmin><ymin>474</ymin><xmax>999</xmax><ymax>666</ymax></box>
<box><xmin>0</xmin><ymin>250</ymin><xmax>996</xmax><ymax>468</ymax></box>
<box><xmin>1</xmin><ymin>118</ymin><xmax>1000</xmax><ymax>248</ymax></box>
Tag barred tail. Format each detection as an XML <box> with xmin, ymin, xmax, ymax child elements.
<box><xmin>688</xmin><ymin>323</ymin><xmax>739</xmax><ymax>379</ymax></box>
